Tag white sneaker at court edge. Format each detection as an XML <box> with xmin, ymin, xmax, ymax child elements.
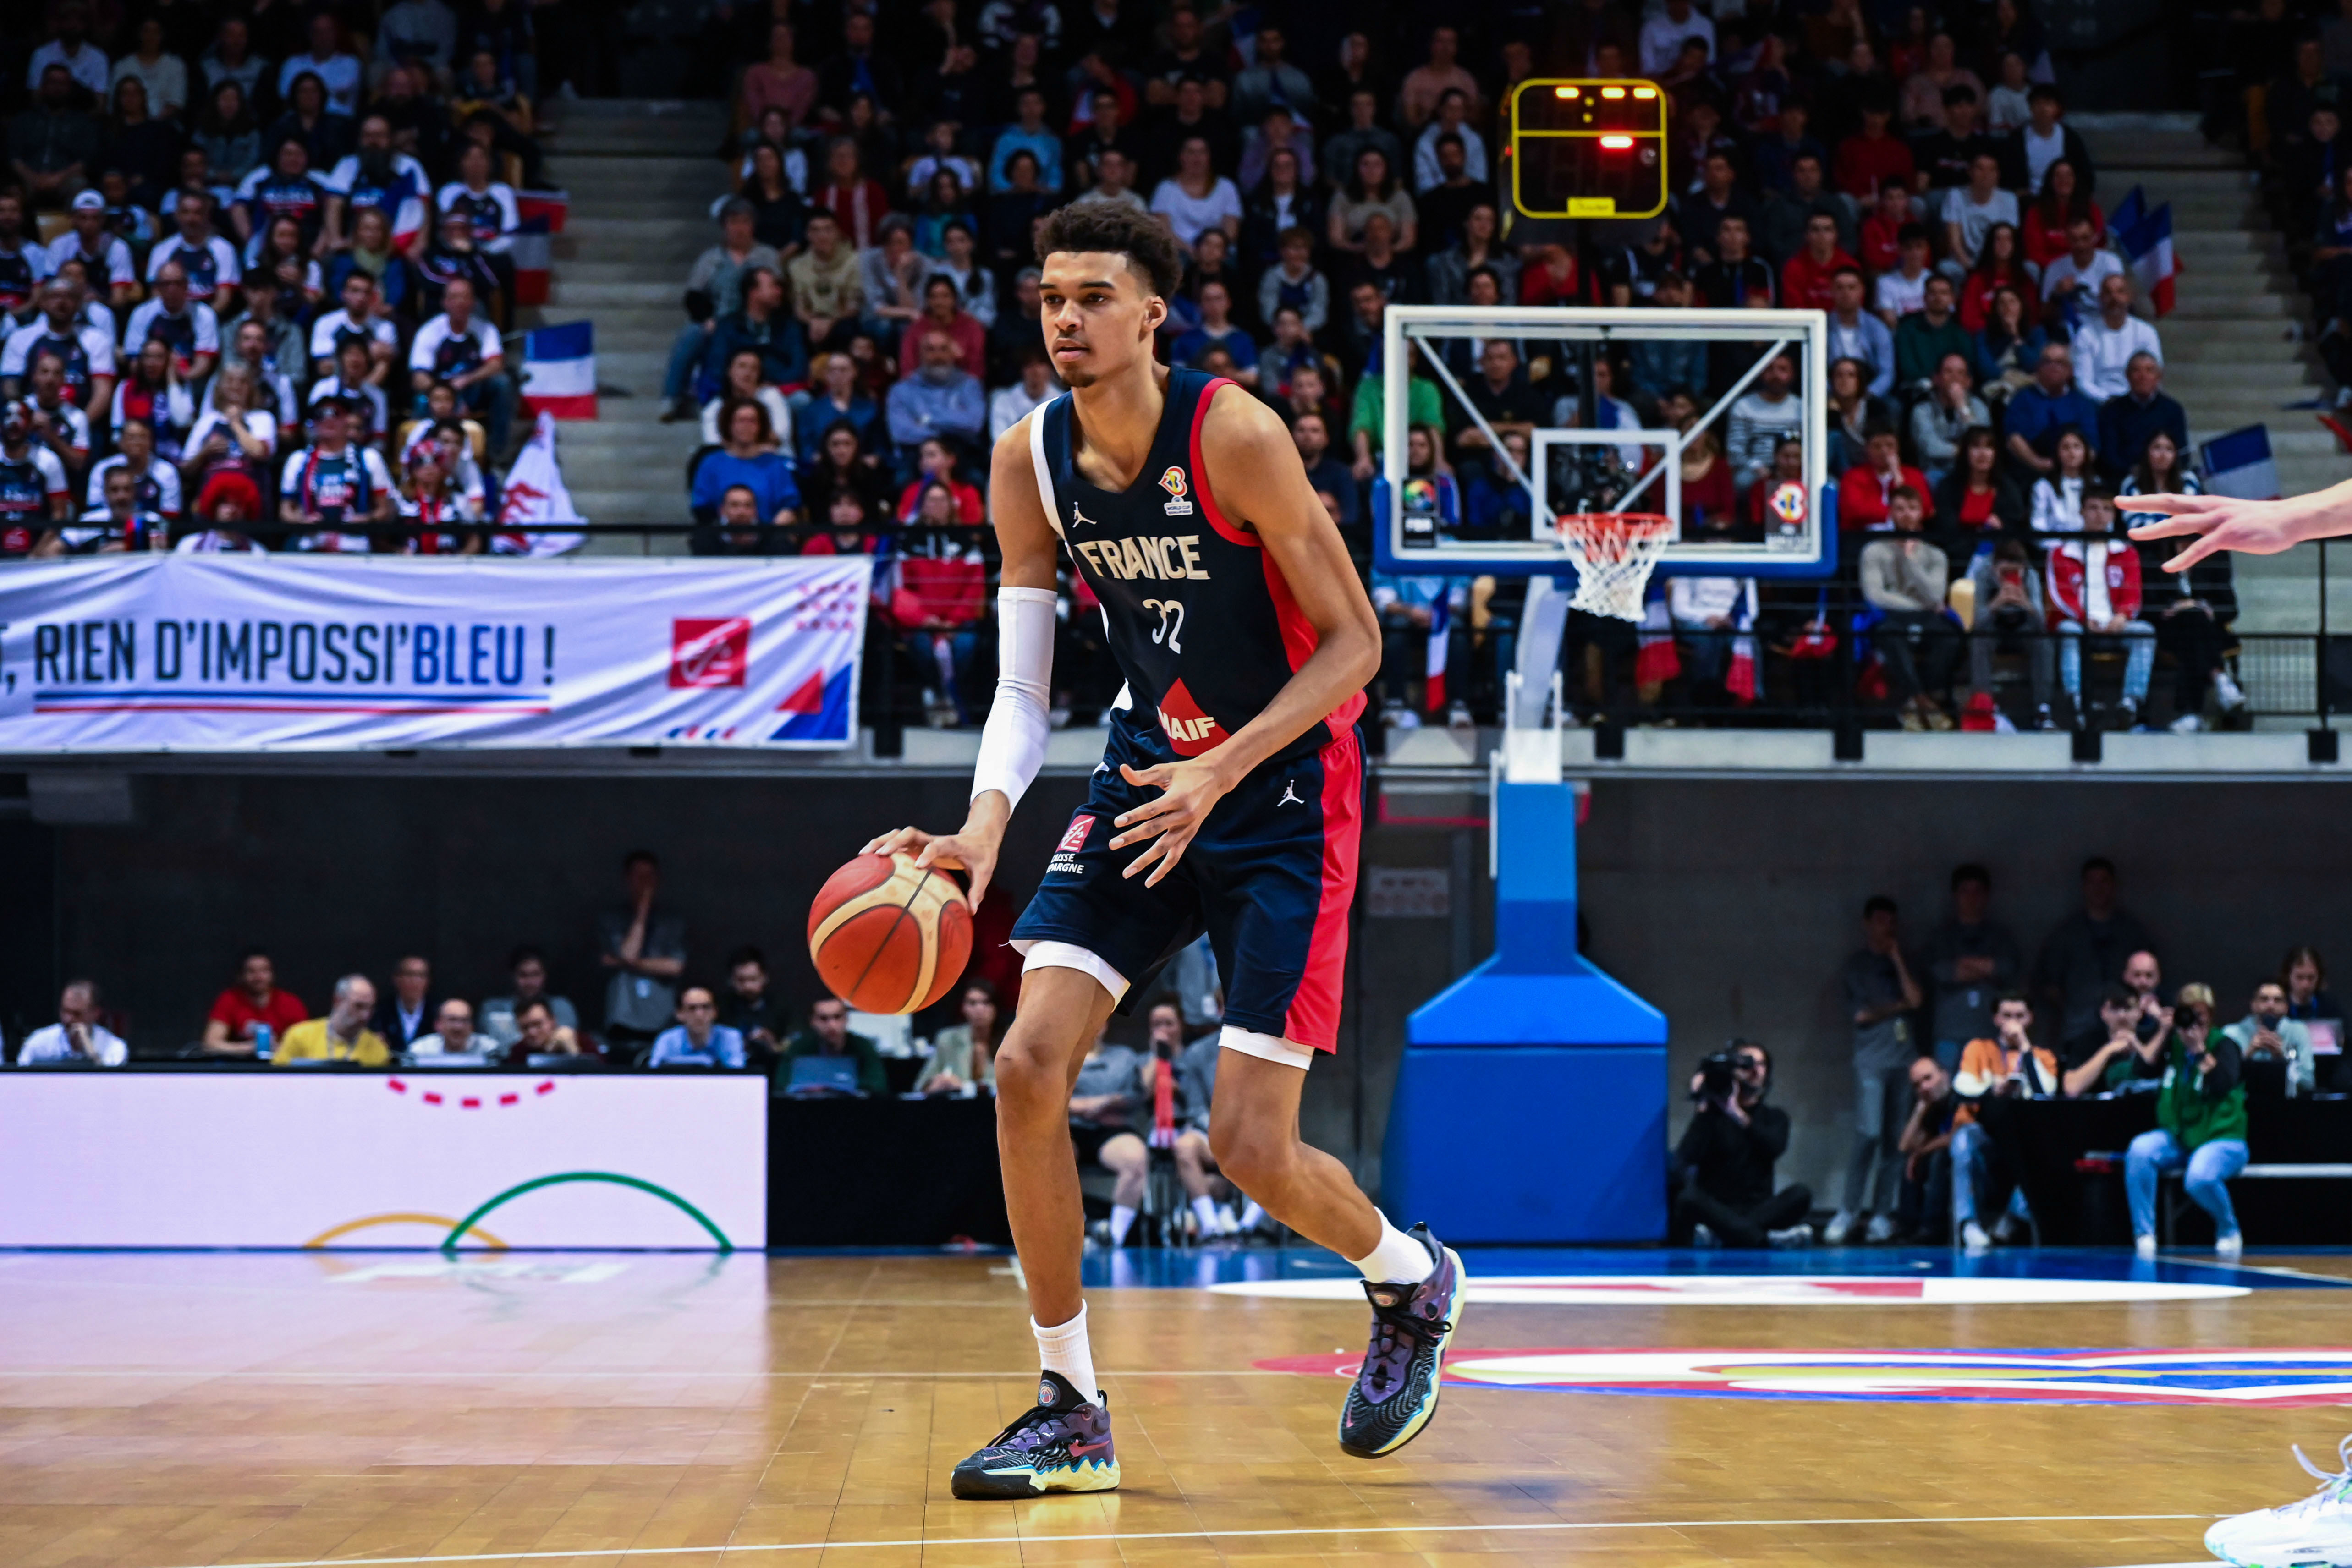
<box><xmin>2207</xmin><ymin>1434</ymin><xmax>2352</xmax><ymax>1568</ymax></box>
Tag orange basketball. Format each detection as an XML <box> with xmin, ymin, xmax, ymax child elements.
<box><xmin>806</xmin><ymin>851</ymin><xmax>974</xmax><ymax>1015</ymax></box>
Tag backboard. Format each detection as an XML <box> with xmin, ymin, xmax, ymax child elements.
<box><xmin>1372</xmin><ymin>305</ymin><xmax>1835</xmax><ymax>582</ymax></box>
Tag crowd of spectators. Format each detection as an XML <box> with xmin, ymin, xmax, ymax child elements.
<box><xmin>628</xmin><ymin>0</ymin><xmax>2246</xmax><ymax>735</ymax></box>
<box><xmin>4</xmin><ymin>0</ymin><xmax>547</xmax><ymax>559</ymax></box>
<box><xmin>1794</xmin><ymin>857</ymin><xmax>2343</xmax><ymax>1257</ymax></box>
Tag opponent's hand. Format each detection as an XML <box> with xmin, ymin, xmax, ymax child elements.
<box><xmin>2127</xmin><ymin>489</ymin><xmax>2352</xmax><ymax>570</ymax></box>
<box><xmin>1110</xmin><ymin>757</ymin><xmax>1234</xmax><ymax>887</ymax></box>
<box><xmin>861</xmin><ymin>816</ymin><xmax>1003</xmax><ymax>910</ymax></box>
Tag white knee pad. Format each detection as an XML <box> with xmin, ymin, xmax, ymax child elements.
<box><xmin>1217</xmin><ymin>1025</ymin><xmax>1313</xmax><ymax>1071</ymax></box>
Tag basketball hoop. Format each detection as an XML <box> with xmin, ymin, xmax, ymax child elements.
<box><xmin>1556</xmin><ymin>512</ymin><xmax>1675</xmax><ymax>622</ymax></box>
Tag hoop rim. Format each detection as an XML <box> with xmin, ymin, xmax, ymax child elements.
<box><xmin>1554</xmin><ymin>511</ymin><xmax>1677</xmax><ymax>538</ymax></box>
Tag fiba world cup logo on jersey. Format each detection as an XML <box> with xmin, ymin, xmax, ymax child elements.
<box><xmin>1158</xmin><ymin>466</ymin><xmax>1194</xmax><ymax>517</ymax></box>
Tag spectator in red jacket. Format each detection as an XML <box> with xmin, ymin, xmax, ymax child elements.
<box><xmin>1780</xmin><ymin>211</ymin><xmax>1861</xmax><ymax>312</ymax></box>
<box><xmin>894</xmin><ymin>435</ymin><xmax>983</xmax><ymax>521</ymax></box>
<box><xmin>896</xmin><ymin>275</ymin><xmax>986</xmax><ymax>378</ymax></box>
<box><xmin>1838</xmin><ymin>427</ymin><xmax>1931</xmax><ymax>531</ymax></box>
<box><xmin>2046</xmin><ymin>485</ymin><xmax>2155</xmax><ymax>727</ymax></box>
<box><xmin>1519</xmin><ymin>243</ymin><xmax>1599</xmax><ymax>306</ymax></box>
<box><xmin>1833</xmin><ymin>104</ymin><xmax>1917</xmax><ymax>201</ymax></box>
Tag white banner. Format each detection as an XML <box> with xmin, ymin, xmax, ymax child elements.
<box><xmin>0</xmin><ymin>555</ymin><xmax>868</xmax><ymax>751</ymax></box>
<box><xmin>0</xmin><ymin>1072</ymin><xmax>767</xmax><ymax>1248</ymax></box>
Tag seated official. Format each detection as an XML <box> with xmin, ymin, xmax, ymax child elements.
<box><xmin>15</xmin><ymin>981</ymin><xmax>128</xmax><ymax>1066</ymax></box>
<box><xmin>2061</xmin><ymin>983</ymin><xmax>2169</xmax><ymax>1096</ymax></box>
<box><xmin>412</xmin><ymin>998</ymin><xmax>497</xmax><ymax>1060</ymax></box>
<box><xmin>275</xmin><ymin>975</ymin><xmax>392</xmax><ymax>1066</ymax></box>
<box><xmin>201</xmin><ymin>948</ymin><xmax>310</xmax><ymax>1056</ymax></box>
<box><xmin>1895</xmin><ymin>1055</ymin><xmax>1958</xmax><ymax>1241</ymax></box>
<box><xmin>1672</xmin><ymin>1041</ymin><xmax>1813</xmax><ymax>1248</ymax></box>
<box><xmin>1156</xmin><ymin>999</ymin><xmax>1267</xmax><ymax>1238</ymax></box>
<box><xmin>481</xmin><ymin>946</ymin><xmax>579</xmax><ymax>1049</ymax></box>
<box><xmin>1950</xmin><ymin>992</ymin><xmax>2059</xmax><ymax>1253</ymax></box>
<box><xmin>922</xmin><ymin>978</ymin><xmax>1001</xmax><ymax>1095</ymax></box>
<box><xmin>646</xmin><ymin>986</ymin><xmax>747</xmax><ymax>1068</ymax></box>
<box><xmin>511</xmin><ymin>996</ymin><xmax>583</xmax><ymax>1058</ymax></box>
<box><xmin>719</xmin><ymin>946</ymin><xmax>788</xmax><ymax>1068</ymax></box>
<box><xmin>2126</xmin><ymin>1021</ymin><xmax>2250</xmax><ymax>1259</ymax></box>
<box><xmin>777</xmin><ymin>995</ymin><xmax>885</xmax><ymax>1095</ymax></box>
<box><xmin>2223</xmin><ymin>979</ymin><xmax>2316</xmax><ymax>1097</ymax></box>
<box><xmin>1071</xmin><ymin>1024</ymin><xmax>1149</xmax><ymax>1248</ymax></box>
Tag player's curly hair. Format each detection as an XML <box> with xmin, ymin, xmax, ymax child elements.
<box><xmin>1035</xmin><ymin>202</ymin><xmax>1185</xmax><ymax>299</ymax></box>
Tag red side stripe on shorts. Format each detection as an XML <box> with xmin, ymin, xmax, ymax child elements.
<box><xmin>1284</xmin><ymin>728</ymin><xmax>1363</xmax><ymax>1053</ymax></box>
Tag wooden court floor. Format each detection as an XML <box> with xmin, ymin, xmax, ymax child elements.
<box><xmin>5</xmin><ymin>1250</ymin><xmax>2352</xmax><ymax>1568</ymax></box>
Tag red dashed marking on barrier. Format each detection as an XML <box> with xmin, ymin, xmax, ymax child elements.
<box><xmin>386</xmin><ymin>1079</ymin><xmax>557</xmax><ymax>1107</ymax></box>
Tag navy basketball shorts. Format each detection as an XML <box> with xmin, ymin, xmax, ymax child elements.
<box><xmin>1011</xmin><ymin>722</ymin><xmax>1363</xmax><ymax>1060</ymax></box>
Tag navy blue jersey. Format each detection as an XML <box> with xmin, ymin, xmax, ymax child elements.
<box><xmin>1031</xmin><ymin>368</ymin><xmax>1366</xmax><ymax>765</ymax></box>
<box><xmin>0</xmin><ymin>245</ymin><xmax>37</xmax><ymax>314</ymax></box>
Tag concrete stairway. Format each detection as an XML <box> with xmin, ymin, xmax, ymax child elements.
<box><xmin>530</xmin><ymin>98</ymin><xmax>728</xmax><ymax>555</ymax></box>
<box><xmin>2075</xmin><ymin>112</ymin><xmax>2337</xmax><ymax>635</ymax></box>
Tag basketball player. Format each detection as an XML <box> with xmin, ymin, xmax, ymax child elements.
<box><xmin>2131</xmin><ymin>480</ymin><xmax>2352</xmax><ymax>1567</ymax></box>
<box><xmin>863</xmin><ymin>203</ymin><xmax>1467</xmax><ymax>1498</ymax></box>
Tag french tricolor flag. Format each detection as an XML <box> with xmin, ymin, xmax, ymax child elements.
<box><xmin>522</xmin><ymin>320</ymin><xmax>597</xmax><ymax>420</ymax></box>
<box><xmin>2120</xmin><ymin>200</ymin><xmax>2178</xmax><ymax>317</ymax></box>
<box><xmin>1423</xmin><ymin>593</ymin><xmax>1449</xmax><ymax>713</ymax></box>
<box><xmin>511</xmin><ymin>216</ymin><xmax>553</xmax><ymax>307</ymax></box>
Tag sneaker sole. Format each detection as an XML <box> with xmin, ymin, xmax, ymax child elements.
<box><xmin>949</xmin><ymin>1457</ymin><xmax>1120</xmax><ymax>1499</ymax></box>
<box><xmin>1338</xmin><ymin>1247</ymin><xmax>1467</xmax><ymax>1459</ymax></box>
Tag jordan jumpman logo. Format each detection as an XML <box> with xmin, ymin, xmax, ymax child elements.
<box><xmin>1278</xmin><ymin>779</ymin><xmax>1304</xmax><ymax>806</ymax></box>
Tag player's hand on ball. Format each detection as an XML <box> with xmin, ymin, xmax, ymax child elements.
<box><xmin>860</xmin><ymin>821</ymin><xmax>1001</xmax><ymax>910</ymax></box>
<box><xmin>1111</xmin><ymin>758</ymin><xmax>1231</xmax><ymax>887</ymax></box>
<box><xmin>2127</xmin><ymin>490</ymin><xmax>2346</xmax><ymax>570</ymax></box>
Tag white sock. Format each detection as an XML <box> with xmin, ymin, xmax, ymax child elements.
<box><xmin>1237</xmin><ymin>1200</ymin><xmax>1264</xmax><ymax>1231</ymax></box>
<box><xmin>1109</xmin><ymin>1204</ymin><xmax>1137</xmax><ymax>1246</ymax></box>
<box><xmin>1032</xmin><ymin>1303</ymin><xmax>1097</xmax><ymax>1401</ymax></box>
<box><xmin>1351</xmin><ymin>1213</ymin><xmax>1437</xmax><ymax>1285</ymax></box>
<box><xmin>1190</xmin><ymin>1195</ymin><xmax>1221</xmax><ymax>1234</ymax></box>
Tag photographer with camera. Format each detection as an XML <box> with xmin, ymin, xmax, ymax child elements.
<box><xmin>1671</xmin><ymin>1042</ymin><xmax>1815</xmax><ymax>1249</ymax></box>
<box><xmin>1950</xmin><ymin>991</ymin><xmax>2061</xmax><ymax>1254</ymax></box>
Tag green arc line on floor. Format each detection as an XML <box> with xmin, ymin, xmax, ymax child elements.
<box><xmin>439</xmin><ymin>1172</ymin><xmax>732</xmax><ymax>1252</ymax></box>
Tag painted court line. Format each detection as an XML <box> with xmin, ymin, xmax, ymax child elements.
<box><xmin>0</xmin><ymin>1369</ymin><xmax>1292</xmax><ymax>1380</ymax></box>
<box><xmin>156</xmin><ymin>1512</ymin><xmax>2214</xmax><ymax>1568</ymax></box>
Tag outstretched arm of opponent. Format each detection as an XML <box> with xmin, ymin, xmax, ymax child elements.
<box><xmin>1108</xmin><ymin>384</ymin><xmax>1382</xmax><ymax>887</ymax></box>
<box><xmin>862</xmin><ymin>416</ymin><xmax>1063</xmax><ymax>908</ymax></box>
<box><xmin>2127</xmin><ymin>477</ymin><xmax>2352</xmax><ymax>570</ymax></box>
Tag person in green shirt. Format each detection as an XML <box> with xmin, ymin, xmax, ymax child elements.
<box><xmin>1348</xmin><ymin>332</ymin><xmax>1441</xmax><ymax>486</ymax></box>
<box><xmin>776</xmin><ymin>995</ymin><xmax>888</xmax><ymax>1096</ymax></box>
<box><xmin>2124</xmin><ymin>1010</ymin><xmax>2249</xmax><ymax>1259</ymax></box>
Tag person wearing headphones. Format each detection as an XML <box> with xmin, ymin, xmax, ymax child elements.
<box><xmin>1672</xmin><ymin>1040</ymin><xmax>1815</xmax><ymax>1248</ymax></box>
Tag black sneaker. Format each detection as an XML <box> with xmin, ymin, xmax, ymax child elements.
<box><xmin>1337</xmin><ymin>1223</ymin><xmax>1466</xmax><ymax>1458</ymax></box>
<box><xmin>949</xmin><ymin>1370</ymin><xmax>1120</xmax><ymax>1498</ymax></box>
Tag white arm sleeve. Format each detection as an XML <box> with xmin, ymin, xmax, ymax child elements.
<box><xmin>971</xmin><ymin>585</ymin><xmax>1058</xmax><ymax>808</ymax></box>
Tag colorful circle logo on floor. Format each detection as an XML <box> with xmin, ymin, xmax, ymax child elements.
<box><xmin>1210</xmin><ymin>1274</ymin><xmax>2250</xmax><ymax>1307</ymax></box>
<box><xmin>1256</xmin><ymin>1348</ymin><xmax>2352</xmax><ymax>1405</ymax></box>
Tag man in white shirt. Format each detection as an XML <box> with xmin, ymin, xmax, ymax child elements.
<box><xmin>148</xmin><ymin>192</ymin><xmax>244</xmax><ymax>310</ymax></box>
<box><xmin>2</xmin><ymin>279</ymin><xmax>117</xmax><ymax>420</ymax></box>
<box><xmin>15</xmin><ymin>981</ymin><xmax>128</xmax><ymax>1066</ymax></box>
<box><xmin>279</xmin><ymin>11</ymin><xmax>366</xmax><ymax>115</ymax></box>
<box><xmin>2070</xmin><ymin>274</ymin><xmax>2162</xmax><ymax>402</ymax></box>
<box><xmin>989</xmin><ymin>348</ymin><xmax>1059</xmax><ymax>440</ymax></box>
<box><xmin>407</xmin><ymin>278</ymin><xmax>511</xmax><ymax>453</ymax></box>
<box><xmin>26</xmin><ymin>15</ymin><xmax>110</xmax><ymax>97</ymax></box>
<box><xmin>2039</xmin><ymin>216</ymin><xmax>2124</xmax><ymax>311</ymax></box>
<box><xmin>23</xmin><ymin>350</ymin><xmax>92</xmax><ymax>487</ymax></box>
<box><xmin>123</xmin><ymin>262</ymin><xmax>222</xmax><ymax>383</ymax></box>
<box><xmin>1940</xmin><ymin>154</ymin><xmax>2020</xmax><ymax>279</ymax></box>
<box><xmin>1638</xmin><ymin>0</ymin><xmax>1715</xmax><ymax>75</ymax></box>
<box><xmin>44</xmin><ymin>192</ymin><xmax>135</xmax><ymax>309</ymax></box>
<box><xmin>1412</xmin><ymin>89</ymin><xmax>1489</xmax><ymax>192</ymax></box>
<box><xmin>1069</xmin><ymin>148</ymin><xmax>1149</xmax><ymax>214</ymax></box>
<box><xmin>307</xmin><ymin>270</ymin><xmax>398</xmax><ymax>382</ymax></box>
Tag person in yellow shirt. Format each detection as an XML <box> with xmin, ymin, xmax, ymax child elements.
<box><xmin>1950</xmin><ymin>992</ymin><xmax>2061</xmax><ymax>1254</ymax></box>
<box><xmin>274</xmin><ymin>974</ymin><xmax>392</xmax><ymax>1066</ymax></box>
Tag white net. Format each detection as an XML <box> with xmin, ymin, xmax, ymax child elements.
<box><xmin>1558</xmin><ymin>513</ymin><xmax>1675</xmax><ymax>622</ymax></box>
